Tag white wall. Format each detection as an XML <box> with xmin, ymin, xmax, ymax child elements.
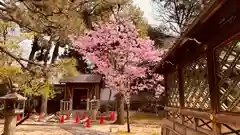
<box><xmin>100</xmin><ymin>88</ymin><xmax>118</xmax><ymax>101</ymax></box>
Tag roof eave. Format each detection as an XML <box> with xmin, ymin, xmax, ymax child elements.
<box><xmin>155</xmin><ymin>0</ymin><xmax>226</xmax><ymax>73</ymax></box>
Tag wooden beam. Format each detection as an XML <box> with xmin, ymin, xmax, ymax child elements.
<box><xmin>165</xmin><ymin>107</ymin><xmax>210</xmax><ymax>120</ymax></box>
<box><xmin>207</xmin><ymin>47</ymin><xmax>221</xmax><ymax>135</ymax></box>
<box><xmin>215</xmin><ymin>113</ymin><xmax>240</xmax><ymax>127</ymax></box>
<box><xmin>164</xmin><ymin>74</ymin><xmax>169</xmax><ymax>118</ymax></box>
<box><xmin>178</xmin><ymin>65</ymin><xmax>185</xmax><ymax>125</ymax></box>
<box><xmin>178</xmin><ymin>66</ymin><xmax>185</xmax><ymax>108</ymax></box>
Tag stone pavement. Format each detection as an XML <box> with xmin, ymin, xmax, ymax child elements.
<box><xmin>59</xmin><ymin>125</ymin><xmax>110</xmax><ymax>135</ymax></box>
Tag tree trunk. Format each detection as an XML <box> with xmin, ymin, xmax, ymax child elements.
<box><xmin>108</xmin><ymin>90</ymin><xmax>112</xmax><ymax>104</ymax></box>
<box><xmin>50</xmin><ymin>41</ymin><xmax>59</xmax><ymax>64</ymax></box>
<box><xmin>82</xmin><ymin>9</ymin><xmax>93</xmax><ymax>29</ymax></box>
<box><xmin>3</xmin><ymin>114</ymin><xmax>17</xmax><ymax>135</ymax></box>
<box><xmin>41</xmin><ymin>96</ymin><xmax>48</xmax><ymax>116</ymax></box>
<box><xmin>106</xmin><ymin>89</ymin><xmax>112</xmax><ymax>113</ymax></box>
<box><xmin>126</xmin><ymin>104</ymin><xmax>130</xmax><ymax>132</ymax></box>
<box><xmin>114</xmin><ymin>94</ymin><xmax>125</xmax><ymax>125</ymax></box>
<box><xmin>40</xmin><ymin>37</ymin><xmax>52</xmax><ymax>116</ymax></box>
<box><xmin>27</xmin><ymin>35</ymin><xmax>39</xmax><ymax>68</ymax></box>
<box><xmin>43</xmin><ymin>46</ymin><xmax>51</xmax><ymax>66</ymax></box>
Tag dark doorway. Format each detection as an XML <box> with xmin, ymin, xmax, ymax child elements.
<box><xmin>73</xmin><ymin>89</ymin><xmax>88</xmax><ymax>109</ymax></box>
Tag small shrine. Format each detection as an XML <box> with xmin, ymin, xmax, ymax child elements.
<box><xmin>58</xmin><ymin>74</ymin><xmax>102</xmax><ymax>114</ymax></box>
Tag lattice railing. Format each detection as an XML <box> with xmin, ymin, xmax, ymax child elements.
<box><xmin>198</xmin><ymin>118</ymin><xmax>213</xmax><ymax>131</ymax></box>
<box><xmin>221</xmin><ymin>123</ymin><xmax>240</xmax><ymax>135</ymax></box>
<box><xmin>216</xmin><ymin>40</ymin><xmax>240</xmax><ymax>113</ymax></box>
<box><xmin>164</xmin><ymin>41</ymin><xmax>240</xmax><ymax>135</ymax></box>
<box><xmin>167</xmin><ymin>72</ymin><xmax>180</xmax><ymax>107</ymax></box>
<box><xmin>167</xmin><ymin>111</ymin><xmax>181</xmax><ymax>123</ymax></box>
<box><xmin>184</xmin><ymin>115</ymin><xmax>194</xmax><ymax>125</ymax></box>
<box><xmin>183</xmin><ymin>56</ymin><xmax>211</xmax><ymax>110</ymax></box>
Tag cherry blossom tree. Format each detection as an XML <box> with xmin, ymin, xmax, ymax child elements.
<box><xmin>131</xmin><ymin>70</ymin><xmax>165</xmax><ymax>98</ymax></box>
<box><xmin>72</xmin><ymin>19</ymin><xmax>165</xmax><ymax>126</ymax></box>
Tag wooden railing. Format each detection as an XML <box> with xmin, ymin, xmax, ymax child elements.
<box><xmin>60</xmin><ymin>100</ymin><xmax>72</xmax><ymax>114</ymax></box>
<box><xmin>165</xmin><ymin>107</ymin><xmax>240</xmax><ymax>127</ymax></box>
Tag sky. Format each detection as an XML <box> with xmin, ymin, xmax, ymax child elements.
<box><xmin>133</xmin><ymin>0</ymin><xmax>160</xmax><ymax>26</ymax></box>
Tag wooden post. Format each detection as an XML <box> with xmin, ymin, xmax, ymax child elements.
<box><xmin>69</xmin><ymin>98</ymin><xmax>72</xmax><ymax>113</ymax></box>
<box><xmin>163</xmin><ymin>74</ymin><xmax>169</xmax><ymax>118</ymax></box>
<box><xmin>94</xmin><ymin>85</ymin><xmax>97</xmax><ymax>98</ymax></box>
<box><xmin>71</xmin><ymin>88</ymin><xmax>74</xmax><ymax>98</ymax></box>
<box><xmin>22</xmin><ymin>101</ymin><xmax>25</xmax><ymax>118</ymax></box>
<box><xmin>207</xmin><ymin>47</ymin><xmax>221</xmax><ymax>135</ymax></box>
<box><xmin>60</xmin><ymin>100</ymin><xmax>62</xmax><ymax>114</ymax></box>
<box><xmin>40</xmin><ymin>96</ymin><xmax>48</xmax><ymax>116</ymax></box>
<box><xmin>70</xmin><ymin>87</ymin><xmax>73</xmax><ymax>112</ymax></box>
<box><xmin>86</xmin><ymin>98</ymin><xmax>90</xmax><ymax>111</ymax></box>
<box><xmin>194</xmin><ymin>118</ymin><xmax>199</xmax><ymax>130</ymax></box>
<box><xmin>64</xmin><ymin>85</ymin><xmax>67</xmax><ymax>100</ymax></box>
<box><xmin>178</xmin><ymin>64</ymin><xmax>185</xmax><ymax>125</ymax></box>
<box><xmin>64</xmin><ymin>102</ymin><xmax>66</xmax><ymax>112</ymax></box>
<box><xmin>4</xmin><ymin>114</ymin><xmax>17</xmax><ymax>135</ymax></box>
<box><xmin>98</xmin><ymin>84</ymin><xmax>101</xmax><ymax>100</ymax></box>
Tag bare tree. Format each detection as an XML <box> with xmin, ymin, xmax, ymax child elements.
<box><xmin>152</xmin><ymin>0</ymin><xmax>209</xmax><ymax>35</ymax></box>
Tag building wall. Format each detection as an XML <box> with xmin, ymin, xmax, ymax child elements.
<box><xmin>100</xmin><ymin>88</ymin><xmax>118</xmax><ymax>102</ymax></box>
<box><xmin>99</xmin><ymin>89</ymin><xmax>164</xmax><ymax>111</ymax></box>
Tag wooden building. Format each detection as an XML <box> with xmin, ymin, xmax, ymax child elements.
<box><xmin>155</xmin><ymin>0</ymin><xmax>240</xmax><ymax>135</ymax></box>
<box><xmin>58</xmin><ymin>74</ymin><xmax>102</xmax><ymax>113</ymax></box>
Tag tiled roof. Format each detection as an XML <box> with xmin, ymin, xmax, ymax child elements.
<box><xmin>59</xmin><ymin>74</ymin><xmax>102</xmax><ymax>83</ymax></box>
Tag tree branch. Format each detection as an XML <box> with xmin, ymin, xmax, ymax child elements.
<box><xmin>0</xmin><ymin>45</ymin><xmax>43</xmax><ymax>70</ymax></box>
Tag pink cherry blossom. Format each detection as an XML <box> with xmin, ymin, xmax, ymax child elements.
<box><xmin>72</xmin><ymin>19</ymin><xmax>166</xmax><ymax>101</ymax></box>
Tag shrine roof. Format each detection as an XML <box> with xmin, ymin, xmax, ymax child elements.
<box><xmin>59</xmin><ymin>74</ymin><xmax>102</xmax><ymax>84</ymax></box>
